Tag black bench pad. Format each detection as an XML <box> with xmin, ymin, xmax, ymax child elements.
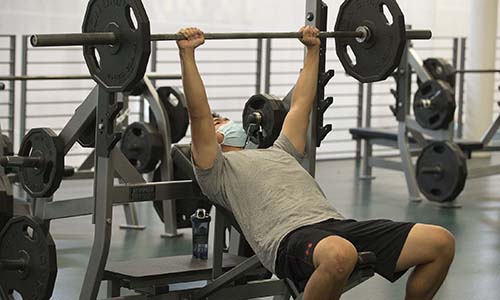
<box><xmin>104</xmin><ymin>254</ymin><xmax>247</xmax><ymax>285</ymax></box>
<box><xmin>349</xmin><ymin>127</ymin><xmax>483</xmax><ymax>152</ymax></box>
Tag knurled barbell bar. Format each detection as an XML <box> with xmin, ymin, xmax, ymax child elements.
<box><xmin>27</xmin><ymin>0</ymin><xmax>432</xmax><ymax>92</ymax></box>
<box><xmin>30</xmin><ymin>28</ymin><xmax>431</xmax><ymax>46</ymax></box>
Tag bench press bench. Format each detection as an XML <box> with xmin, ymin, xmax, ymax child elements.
<box><xmin>102</xmin><ymin>145</ymin><xmax>376</xmax><ymax>299</ymax></box>
<box><xmin>350</xmin><ymin>127</ymin><xmax>484</xmax><ymax>158</ymax></box>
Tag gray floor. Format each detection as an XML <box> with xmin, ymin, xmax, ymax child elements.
<box><xmin>42</xmin><ymin>156</ymin><xmax>500</xmax><ymax>299</ymax></box>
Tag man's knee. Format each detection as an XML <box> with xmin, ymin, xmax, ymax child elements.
<box><xmin>422</xmin><ymin>225</ymin><xmax>455</xmax><ymax>262</ymax></box>
<box><xmin>313</xmin><ymin>236</ymin><xmax>358</xmax><ymax>281</ymax></box>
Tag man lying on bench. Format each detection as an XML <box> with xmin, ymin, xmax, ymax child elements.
<box><xmin>176</xmin><ymin>26</ymin><xmax>455</xmax><ymax>300</ymax></box>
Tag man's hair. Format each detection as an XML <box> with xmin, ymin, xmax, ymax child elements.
<box><xmin>211</xmin><ymin>112</ymin><xmax>222</xmax><ymax>119</ymax></box>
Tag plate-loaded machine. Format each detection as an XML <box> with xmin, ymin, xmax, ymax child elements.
<box><xmin>351</xmin><ymin>42</ymin><xmax>500</xmax><ymax>205</ymax></box>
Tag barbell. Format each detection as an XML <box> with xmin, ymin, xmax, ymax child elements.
<box><xmin>28</xmin><ymin>0</ymin><xmax>432</xmax><ymax>92</ymax></box>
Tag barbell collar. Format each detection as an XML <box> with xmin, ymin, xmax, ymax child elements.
<box><xmin>30</xmin><ymin>29</ymin><xmax>432</xmax><ymax>47</ymax></box>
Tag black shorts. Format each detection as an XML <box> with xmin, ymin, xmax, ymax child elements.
<box><xmin>275</xmin><ymin>219</ymin><xmax>415</xmax><ymax>291</ymax></box>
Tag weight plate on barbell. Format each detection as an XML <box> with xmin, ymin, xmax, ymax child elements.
<box><xmin>18</xmin><ymin>128</ymin><xmax>65</xmax><ymax>198</ymax></box>
<box><xmin>121</xmin><ymin>122</ymin><xmax>164</xmax><ymax>173</ymax></box>
<box><xmin>242</xmin><ymin>94</ymin><xmax>288</xmax><ymax>148</ymax></box>
<box><xmin>335</xmin><ymin>0</ymin><xmax>406</xmax><ymax>83</ymax></box>
<box><xmin>416</xmin><ymin>141</ymin><xmax>467</xmax><ymax>203</ymax></box>
<box><xmin>414</xmin><ymin>80</ymin><xmax>456</xmax><ymax>130</ymax></box>
<box><xmin>82</xmin><ymin>0</ymin><xmax>151</xmax><ymax>92</ymax></box>
<box><xmin>0</xmin><ymin>216</ymin><xmax>57</xmax><ymax>300</ymax></box>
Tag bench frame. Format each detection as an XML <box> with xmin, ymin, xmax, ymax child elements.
<box><xmin>352</xmin><ymin>43</ymin><xmax>500</xmax><ymax>205</ymax></box>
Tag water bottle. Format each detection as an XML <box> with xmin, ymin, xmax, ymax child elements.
<box><xmin>191</xmin><ymin>208</ymin><xmax>211</xmax><ymax>260</ymax></box>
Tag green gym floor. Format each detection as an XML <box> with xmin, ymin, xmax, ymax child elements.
<box><xmin>43</xmin><ymin>156</ymin><xmax>500</xmax><ymax>300</ymax></box>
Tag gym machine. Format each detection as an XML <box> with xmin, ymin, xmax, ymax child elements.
<box><xmin>350</xmin><ymin>42</ymin><xmax>500</xmax><ymax>205</ymax></box>
<box><xmin>1</xmin><ymin>0</ymin><xmax>434</xmax><ymax>298</ymax></box>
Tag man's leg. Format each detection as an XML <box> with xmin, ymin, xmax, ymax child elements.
<box><xmin>303</xmin><ymin>236</ymin><xmax>359</xmax><ymax>300</ymax></box>
<box><xmin>395</xmin><ymin>224</ymin><xmax>455</xmax><ymax>300</ymax></box>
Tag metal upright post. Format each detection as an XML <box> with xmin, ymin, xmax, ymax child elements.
<box><xmin>452</xmin><ymin>38</ymin><xmax>459</xmax><ymax>68</ymax></box>
<box><xmin>360</xmin><ymin>83</ymin><xmax>374</xmax><ymax>180</ymax></box>
<box><xmin>397</xmin><ymin>43</ymin><xmax>422</xmax><ymax>202</ymax></box>
<box><xmin>355</xmin><ymin>82</ymin><xmax>364</xmax><ymax>162</ymax></box>
<box><xmin>80</xmin><ymin>87</ymin><xmax>120</xmax><ymax>300</ymax></box>
<box><xmin>19</xmin><ymin>36</ymin><xmax>29</xmax><ymax>144</ymax></box>
<box><xmin>457</xmin><ymin>38</ymin><xmax>467</xmax><ymax>139</ymax></box>
<box><xmin>118</xmin><ymin>93</ymin><xmax>145</xmax><ymax>230</ymax></box>
<box><xmin>264</xmin><ymin>39</ymin><xmax>272</xmax><ymax>94</ymax></box>
<box><xmin>303</xmin><ymin>0</ymin><xmax>328</xmax><ymax>177</ymax></box>
<box><xmin>8</xmin><ymin>35</ymin><xmax>16</xmax><ymax>141</ymax></box>
<box><xmin>255</xmin><ymin>39</ymin><xmax>263</xmax><ymax>94</ymax></box>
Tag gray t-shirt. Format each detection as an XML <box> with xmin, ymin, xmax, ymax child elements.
<box><xmin>193</xmin><ymin>134</ymin><xmax>344</xmax><ymax>273</ymax></box>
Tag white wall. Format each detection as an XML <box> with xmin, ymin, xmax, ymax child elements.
<box><xmin>0</xmin><ymin>0</ymin><xmax>493</xmax><ymax>36</ymax></box>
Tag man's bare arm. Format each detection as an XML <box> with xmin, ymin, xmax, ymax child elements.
<box><xmin>281</xmin><ymin>26</ymin><xmax>321</xmax><ymax>154</ymax></box>
<box><xmin>177</xmin><ymin>28</ymin><xmax>217</xmax><ymax>169</ymax></box>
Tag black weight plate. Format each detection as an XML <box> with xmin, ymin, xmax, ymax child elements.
<box><xmin>242</xmin><ymin>94</ymin><xmax>287</xmax><ymax>148</ymax></box>
<box><xmin>153</xmin><ymin>165</ymin><xmax>212</xmax><ymax>229</ymax></box>
<box><xmin>18</xmin><ymin>128</ymin><xmax>64</xmax><ymax>198</ymax></box>
<box><xmin>156</xmin><ymin>87</ymin><xmax>190</xmax><ymax>144</ymax></box>
<box><xmin>77</xmin><ymin>114</ymin><xmax>96</xmax><ymax>148</ymax></box>
<box><xmin>129</xmin><ymin>79</ymin><xmax>147</xmax><ymax>96</ymax></box>
<box><xmin>335</xmin><ymin>0</ymin><xmax>406</xmax><ymax>83</ymax></box>
<box><xmin>0</xmin><ymin>216</ymin><xmax>57</xmax><ymax>300</ymax></box>
<box><xmin>121</xmin><ymin>122</ymin><xmax>164</xmax><ymax>173</ymax></box>
<box><xmin>420</xmin><ymin>58</ymin><xmax>457</xmax><ymax>89</ymax></box>
<box><xmin>416</xmin><ymin>141</ymin><xmax>467</xmax><ymax>203</ymax></box>
<box><xmin>414</xmin><ymin>80</ymin><xmax>456</xmax><ymax>130</ymax></box>
<box><xmin>82</xmin><ymin>0</ymin><xmax>151</xmax><ymax>92</ymax></box>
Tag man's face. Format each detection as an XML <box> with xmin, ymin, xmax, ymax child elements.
<box><xmin>213</xmin><ymin>117</ymin><xmax>230</xmax><ymax>132</ymax></box>
<box><xmin>213</xmin><ymin>116</ymin><xmax>230</xmax><ymax>144</ymax></box>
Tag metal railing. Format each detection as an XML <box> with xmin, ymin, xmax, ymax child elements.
<box><xmin>0</xmin><ymin>35</ymin><xmax>15</xmax><ymax>140</ymax></box>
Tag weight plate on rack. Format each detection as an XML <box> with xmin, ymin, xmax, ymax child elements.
<box><xmin>18</xmin><ymin>128</ymin><xmax>65</xmax><ymax>198</ymax></box>
<box><xmin>414</xmin><ymin>80</ymin><xmax>456</xmax><ymax>130</ymax></box>
<box><xmin>0</xmin><ymin>216</ymin><xmax>57</xmax><ymax>300</ymax></box>
<box><xmin>121</xmin><ymin>122</ymin><xmax>164</xmax><ymax>173</ymax></box>
<box><xmin>242</xmin><ymin>94</ymin><xmax>287</xmax><ymax>148</ymax></box>
<box><xmin>156</xmin><ymin>87</ymin><xmax>189</xmax><ymax>144</ymax></box>
<box><xmin>416</xmin><ymin>141</ymin><xmax>467</xmax><ymax>203</ymax></box>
